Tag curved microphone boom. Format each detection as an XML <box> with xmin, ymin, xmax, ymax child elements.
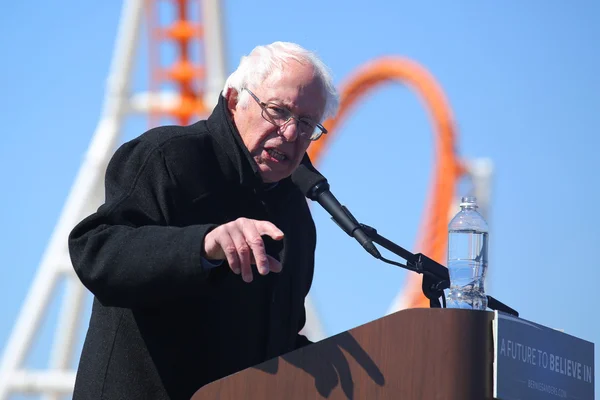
<box><xmin>291</xmin><ymin>156</ymin><xmax>381</xmax><ymax>259</ymax></box>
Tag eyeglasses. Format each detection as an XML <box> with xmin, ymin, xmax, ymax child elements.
<box><xmin>243</xmin><ymin>88</ymin><xmax>327</xmax><ymax>141</ymax></box>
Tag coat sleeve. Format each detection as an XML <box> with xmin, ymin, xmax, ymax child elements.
<box><xmin>68</xmin><ymin>137</ymin><xmax>217</xmax><ymax>309</ymax></box>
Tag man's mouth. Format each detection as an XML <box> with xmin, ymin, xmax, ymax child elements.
<box><xmin>265</xmin><ymin>148</ymin><xmax>289</xmax><ymax>163</ymax></box>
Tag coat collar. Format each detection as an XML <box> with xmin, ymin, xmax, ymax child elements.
<box><xmin>205</xmin><ymin>94</ymin><xmax>297</xmax><ymax>196</ymax></box>
<box><xmin>205</xmin><ymin>94</ymin><xmax>264</xmax><ymax>189</ymax></box>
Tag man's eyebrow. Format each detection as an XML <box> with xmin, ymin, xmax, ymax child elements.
<box><xmin>265</xmin><ymin>97</ymin><xmax>293</xmax><ymax>109</ymax></box>
<box><xmin>266</xmin><ymin>98</ymin><xmax>318</xmax><ymax>121</ymax></box>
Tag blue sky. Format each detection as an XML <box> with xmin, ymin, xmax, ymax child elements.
<box><xmin>1</xmin><ymin>0</ymin><xmax>598</xmax><ymax>396</ymax></box>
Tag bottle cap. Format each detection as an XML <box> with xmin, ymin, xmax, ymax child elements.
<box><xmin>459</xmin><ymin>196</ymin><xmax>478</xmax><ymax>208</ymax></box>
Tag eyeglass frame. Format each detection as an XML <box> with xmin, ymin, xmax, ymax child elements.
<box><xmin>242</xmin><ymin>88</ymin><xmax>328</xmax><ymax>141</ymax></box>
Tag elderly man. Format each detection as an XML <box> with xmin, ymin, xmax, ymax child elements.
<box><xmin>68</xmin><ymin>41</ymin><xmax>339</xmax><ymax>399</ymax></box>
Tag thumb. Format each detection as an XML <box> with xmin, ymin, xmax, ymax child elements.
<box><xmin>267</xmin><ymin>255</ymin><xmax>283</xmax><ymax>273</ymax></box>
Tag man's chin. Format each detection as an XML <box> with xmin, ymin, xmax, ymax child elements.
<box><xmin>260</xmin><ymin>173</ymin><xmax>287</xmax><ymax>184</ymax></box>
<box><xmin>258</xmin><ymin>165</ymin><xmax>290</xmax><ymax>184</ymax></box>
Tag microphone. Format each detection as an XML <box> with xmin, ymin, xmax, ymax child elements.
<box><xmin>291</xmin><ymin>156</ymin><xmax>381</xmax><ymax>259</ymax></box>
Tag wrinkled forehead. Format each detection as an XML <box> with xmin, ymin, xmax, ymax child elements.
<box><xmin>258</xmin><ymin>64</ymin><xmax>326</xmax><ymax>119</ymax></box>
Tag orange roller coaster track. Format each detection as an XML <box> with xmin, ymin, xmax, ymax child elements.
<box><xmin>308</xmin><ymin>57</ymin><xmax>467</xmax><ymax>309</ymax></box>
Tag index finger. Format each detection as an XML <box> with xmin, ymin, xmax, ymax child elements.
<box><xmin>251</xmin><ymin>220</ymin><xmax>284</xmax><ymax>241</ymax></box>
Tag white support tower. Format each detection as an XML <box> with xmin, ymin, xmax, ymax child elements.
<box><xmin>0</xmin><ymin>0</ymin><xmax>227</xmax><ymax>398</ymax></box>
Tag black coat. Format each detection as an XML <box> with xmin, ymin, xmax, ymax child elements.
<box><xmin>68</xmin><ymin>96</ymin><xmax>316</xmax><ymax>399</ymax></box>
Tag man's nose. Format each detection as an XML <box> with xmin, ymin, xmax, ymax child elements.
<box><xmin>280</xmin><ymin>118</ymin><xmax>300</xmax><ymax>142</ymax></box>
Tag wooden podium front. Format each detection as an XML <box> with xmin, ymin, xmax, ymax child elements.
<box><xmin>192</xmin><ymin>309</ymin><xmax>495</xmax><ymax>399</ymax></box>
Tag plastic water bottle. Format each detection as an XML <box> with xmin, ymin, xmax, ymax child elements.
<box><xmin>446</xmin><ymin>196</ymin><xmax>488</xmax><ymax>310</ymax></box>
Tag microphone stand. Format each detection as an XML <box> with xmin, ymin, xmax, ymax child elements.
<box><xmin>351</xmin><ymin>219</ymin><xmax>519</xmax><ymax>317</ymax></box>
<box><xmin>358</xmin><ymin>223</ymin><xmax>449</xmax><ymax>308</ymax></box>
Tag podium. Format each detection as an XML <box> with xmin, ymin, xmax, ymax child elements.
<box><xmin>192</xmin><ymin>309</ymin><xmax>496</xmax><ymax>399</ymax></box>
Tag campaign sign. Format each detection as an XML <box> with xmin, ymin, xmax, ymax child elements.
<box><xmin>493</xmin><ymin>311</ymin><xmax>594</xmax><ymax>399</ymax></box>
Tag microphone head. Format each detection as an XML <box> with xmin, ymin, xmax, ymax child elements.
<box><xmin>291</xmin><ymin>154</ymin><xmax>328</xmax><ymax>200</ymax></box>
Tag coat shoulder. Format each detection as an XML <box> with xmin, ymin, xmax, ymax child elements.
<box><xmin>137</xmin><ymin>121</ymin><xmax>211</xmax><ymax>153</ymax></box>
<box><xmin>136</xmin><ymin>121</ymin><xmax>222</xmax><ymax>187</ymax></box>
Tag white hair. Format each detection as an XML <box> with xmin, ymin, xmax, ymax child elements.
<box><xmin>222</xmin><ymin>41</ymin><xmax>339</xmax><ymax>120</ymax></box>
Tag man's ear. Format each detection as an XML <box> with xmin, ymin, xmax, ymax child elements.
<box><xmin>225</xmin><ymin>87</ymin><xmax>239</xmax><ymax>114</ymax></box>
